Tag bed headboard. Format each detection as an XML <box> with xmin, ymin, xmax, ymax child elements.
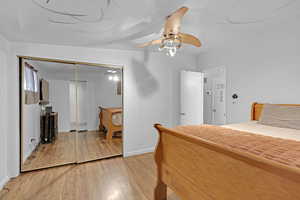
<box><xmin>251</xmin><ymin>102</ymin><xmax>300</xmax><ymax>121</ymax></box>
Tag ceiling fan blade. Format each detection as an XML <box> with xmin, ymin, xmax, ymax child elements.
<box><xmin>138</xmin><ymin>39</ymin><xmax>162</xmax><ymax>48</ymax></box>
<box><xmin>164</xmin><ymin>7</ymin><xmax>189</xmax><ymax>35</ymax></box>
<box><xmin>179</xmin><ymin>33</ymin><xmax>202</xmax><ymax>47</ymax></box>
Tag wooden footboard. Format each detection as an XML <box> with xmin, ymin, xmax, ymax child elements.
<box><xmin>99</xmin><ymin>107</ymin><xmax>122</xmax><ymax>140</ymax></box>
<box><xmin>154</xmin><ymin>124</ymin><xmax>300</xmax><ymax>200</ymax></box>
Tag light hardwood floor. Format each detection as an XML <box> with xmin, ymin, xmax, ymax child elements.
<box><xmin>22</xmin><ymin>132</ymin><xmax>76</xmax><ymax>171</ymax></box>
<box><xmin>77</xmin><ymin>131</ymin><xmax>122</xmax><ymax>162</ymax></box>
<box><xmin>1</xmin><ymin>153</ymin><xmax>179</xmax><ymax>200</ymax></box>
<box><xmin>22</xmin><ymin>131</ymin><xmax>122</xmax><ymax>171</ymax></box>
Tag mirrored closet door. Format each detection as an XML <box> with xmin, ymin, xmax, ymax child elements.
<box><xmin>21</xmin><ymin>59</ymin><xmax>77</xmax><ymax>171</ymax></box>
<box><xmin>20</xmin><ymin>58</ymin><xmax>123</xmax><ymax>172</ymax></box>
<box><xmin>76</xmin><ymin>64</ymin><xmax>123</xmax><ymax>163</ymax></box>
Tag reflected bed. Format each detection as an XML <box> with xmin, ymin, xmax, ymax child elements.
<box><xmin>99</xmin><ymin>107</ymin><xmax>123</xmax><ymax>140</ymax></box>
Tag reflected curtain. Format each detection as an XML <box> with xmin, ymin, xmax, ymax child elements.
<box><xmin>24</xmin><ymin>62</ymin><xmax>39</xmax><ymax>104</ymax></box>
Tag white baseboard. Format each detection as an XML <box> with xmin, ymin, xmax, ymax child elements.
<box><xmin>0</xmin><ymin>176</ymin><xmax>9</xmax><ymax>190</ymax></box>
<box><xmin>124</xmin><ymin>147</ymin><xmax>155</xmax><ymax>157</ymax></box>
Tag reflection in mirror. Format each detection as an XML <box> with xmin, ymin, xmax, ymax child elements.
<box><xmin>21</xmin><ymin>59</ymin><xmax>77</xmax><ymax>171</ymax></box>
<box><xmin>76</xmin><ymin>64</ymin><xmax>123</xmax><ymax>163</ymax></box>
<box><xmin>20</xmin><ymin>59</ymin><xmax>123</xmax><ymax>171</ymax></box>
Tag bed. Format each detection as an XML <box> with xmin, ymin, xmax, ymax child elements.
<box><xmin>99</xmin><ymin>107</ymin><xmax>122</xmax><ymax>140</ymax></box>
<box><xmin>154</xmin><ymin>103</ymin><xmax>300</xmax><ymax>200</ymax></box>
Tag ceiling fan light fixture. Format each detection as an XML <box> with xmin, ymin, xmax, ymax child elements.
<box><xmin>138</xmin><ymin>7</ymin><xmax>201</xmax><ymax>57</ymax></box>
<box><xmin>159</xmin><ymin>35</ymin><xmax>181</xmax><ymax>57</ymax></box>
<box><xmin>166</xmin><ymin>47</ymin><xmax>177</xmax><ymax>57</ymax></box>
<box><xmin>107</xmin><ymin>69</ymin><xmax>117</xmax><ymax>73</ymax></box>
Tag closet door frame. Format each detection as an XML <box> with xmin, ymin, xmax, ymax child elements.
<box><xmin>18</xmin><ymin>56</ymin><xmax>124</xmax><ymax>172</ymax></box>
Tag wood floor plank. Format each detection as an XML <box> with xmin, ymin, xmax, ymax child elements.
<box><xmin>22</xmin><ymin>131</ymin><xmax>122</xmax><ymax>171</ymax></box>
<box><xmin>1</xmin><ymin>154</ymin><xmax>180</xmax><ymax>200</ymax></box>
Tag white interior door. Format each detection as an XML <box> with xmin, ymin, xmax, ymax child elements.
<box><xmin>69</xmin><ymin>80</ymin><xmax>88</xmax><ymax>131</ymax></box>
<box><xmin>76</xmin><ymin>81</ymin><xmax>88</xmax><ymax>131</ymax></box>
<box><xmin>203</xmin><ymin>66</ymin><xmax>226</xmax><ymax>125</ymax></box>
<box><xmin>69</xmin><ymin>81</ymin><xmax>77</xmax><ymax>130</ymax></box>
<box><xmin>180</xmin><ymin>71</ymin><xmax>204</xmax><ymax>125</ymax></box>
<box><xmin>212</xmin><ymin>78</ymin><xmax>226</xmax><ymax>125</ymax></box>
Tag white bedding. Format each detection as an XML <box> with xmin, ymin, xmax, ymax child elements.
<box><xmin>112</xmin><ymin>113</ymin><xmax>122</xmax><ymax>126</ymax></box>
<box><xmin>222</xmin><ymin>121</ymin><xmax>300</xmax><ymax>141</ymax></box>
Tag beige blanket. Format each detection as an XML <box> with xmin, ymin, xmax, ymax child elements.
<box><xmin>174</xmin><ymin>125</ymin><xmax>300</xmax><ymax>169</ymax></box>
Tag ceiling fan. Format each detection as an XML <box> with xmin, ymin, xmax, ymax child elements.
<box><xmin>138</xmin><ymin>7</ymin><xmax>201</xmax><ymax>57</ymax></box>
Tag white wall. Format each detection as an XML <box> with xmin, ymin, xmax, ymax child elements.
<box><xmin>5</xmin><ymin>42</ymin><xmax>197</xmax><ymax>177</ymax></box>
<box><xmin>197</xmin><ymin>24</ymin><xmax>300</xmax><ymax>123</ymax></box>
<box><xmin>23</xmin><ymin>105</ymin><xmax>41</xmax><ymax>162</ymax></box>
<box><xmin>85</xmin><ymin>74</ymin><xmax>122</xmax><ymax>130</ymax></box>
<box><xmin>94</xmin><ymin>74</ymin><xmax>122</xmax><ymax>108</ymax></box>
<box><xmin>49</xmin><ymin>79</ymin><xmax>71</xmax><ymax>132</ymax></box>
<box><xmin>0</xmin><ymin>34</ymin><xmax>10</xmax><ymax>189</ymax></box>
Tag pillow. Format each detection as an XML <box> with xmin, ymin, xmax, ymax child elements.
<box><xmin>258</xmin><ymin>104</ymin><xmax>300</xmax><ymax>130</ymax></box>
<box><xmin>112</xmin><ymin>113</ymin><xmax>122</xmax><ymax>126</ymax></box>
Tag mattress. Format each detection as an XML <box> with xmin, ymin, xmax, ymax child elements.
<box><xmin>174</xmin><ymin>123</ymin><xmax>300</xmax><ymax>169</ymax></box>
<box><xmin>222</xmin><ymin>121</ymin><xmax>300</xmax><ymax>142</ymax></box>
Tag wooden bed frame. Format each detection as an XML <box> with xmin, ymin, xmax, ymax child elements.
<box><xmin>251</xmin><ymin>102</ymin><xmax>300</xmax><ymax>120</ymax></box>
<box><xmin>99</xmin><ymin>107</ymin><xmax>122</xmax><ymax>140</ymax></box>
<box><xmin>154</xmin><ymin>103</ymin><xmax>300</xmax><ymax>200</ymax></box>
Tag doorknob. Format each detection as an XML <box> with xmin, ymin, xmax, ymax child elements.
<box><xmin>180</xmin><ymin>113</ymin><xmax>186</xmax><ymax>116</ymax></box>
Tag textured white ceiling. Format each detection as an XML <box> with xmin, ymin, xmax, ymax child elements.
<box><xmin>0</xmin><ymin>0</ymin><xmax>299</xmax><ymax>53</ymax></box>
